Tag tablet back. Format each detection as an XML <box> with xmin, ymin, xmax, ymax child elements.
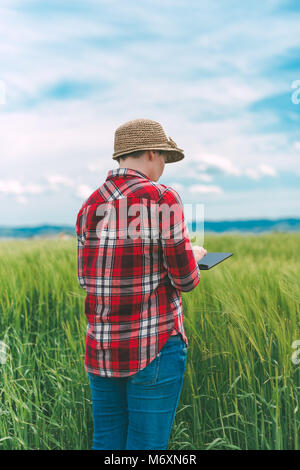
<box><xmin>198</xmin><ymin>252</ymin><xmax>233</xmax><ymax>270</ymax></box>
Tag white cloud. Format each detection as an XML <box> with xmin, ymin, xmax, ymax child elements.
<box><xmin>88</xmin><ymin>161</ymin><xmax>110</xmax><ymax>173</ymax></box>
<box><xmin>193</xmin><ymin>154</ymin><xmax>242</xmax><ymax>176</ymax></box>
<box><xmin>258</xmin><ymin>164</ymin><xmax>277</xmax><ymax>177</ymax></box>
<box><xmin>245</xmin><ymin>164</ymin><xmax>277</xmax><ymax>180</ymax></box>
<box><xmin>0</xmin><ymin>79</ymin><xmax>5</xmax><ymax>104</ymax></box>
<box><xmin>167</xmin><ymin>182</ymin><xmax>184</xmax><ymax>192</ymax></box>
<box><xmin>293</xmin><ymin>141</ymin><xmax>300</xmax><ymax>150</ymax></box>
<box><xmin>0</xmin><ymin>179</ymin><xmax>44</xmax><ymax>195</ymax></box>
<box><xmin>0</xmin><ymin>179</ymin><xmax>22</xmax><ymax>195</ymax></box>
<box><xmin>76</xmin><ymin>184</ymin><xmax>93</xmax><ymax>200</ymax></box>
<box><xmin>197</xmin><ymin>173</ymin><xmax>213</xmax><ymax>182</ymax></box>
<box><xmin>46</xmin><ymin>174</ymin><xmax>74</xmax><ymax>188</ymax></box>
<box><xmin>244</xmin><ymin>168</ymin><xmax>260</xmax><ymax>180</ymax></box>
<box><xmin>189</xmin><ymin>184</ymin><xmax>223</xmax><ymax>195</ymax></box>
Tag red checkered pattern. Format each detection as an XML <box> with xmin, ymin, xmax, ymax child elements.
<box><xmin>76</xmin><ymin>168</ymin><xmax>201</xmax><ymax>377</ymax></box>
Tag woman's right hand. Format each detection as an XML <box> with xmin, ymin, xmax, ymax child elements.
<box><xmin>192</xmin><ymin>245</ymin><xmax>207</xmax><ymax>263</ymax></box>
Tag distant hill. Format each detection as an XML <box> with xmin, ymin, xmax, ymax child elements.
<box><xmin>0</xmin><ymin>225</ymin><xmax>75</xmax><ymax>239</ymax></box>
<box><xmin>0</xmin><ymin>218</ymin><xmax>299</xmax><ymax>238</ymax></box>
<box><xmin>188</xmin><ymin>218</ymin><xmax>300</xmax><ymax>234</ymax></box>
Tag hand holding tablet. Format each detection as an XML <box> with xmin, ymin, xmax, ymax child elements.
<box><xmin>192</xmin><ymin>245</ymin><xmax>207</xmax><ymax>262</ymax></box>
<box><xmin>192</xmin><ymin>246</ymin><xmax>233</xmax><ymax>269</ymax></box>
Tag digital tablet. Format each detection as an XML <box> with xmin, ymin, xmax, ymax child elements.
<box><xmin>198</xmin><ymin>252</ymin><xmax>233</xmax><ymax>270</ymax></box>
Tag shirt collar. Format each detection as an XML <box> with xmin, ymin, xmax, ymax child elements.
<box><xmin>106</xmin><ymin>167</ymin><xmax>151</xmax><ymax>182</ymax></box>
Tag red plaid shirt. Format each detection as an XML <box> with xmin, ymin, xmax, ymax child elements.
<box><xmin>76</xmin><ymin>167</ymin><xmax>201</xmax><ymax>377</ymax></box>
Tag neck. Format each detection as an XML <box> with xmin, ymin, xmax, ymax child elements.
<box><xmin>118</xmin><ymin>162</ymin><xmax>152</xmax><ymax>180</ymax></box>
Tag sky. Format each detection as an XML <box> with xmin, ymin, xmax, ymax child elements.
<box><xmin>0</xmin><ymin>0</ymin><xmax>300</xmax><ymax>226</ymax></box>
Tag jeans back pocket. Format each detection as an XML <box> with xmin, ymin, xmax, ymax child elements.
<box><xmin>129</xmin><ymin>352</ymin><xmax>161</xmax><ymax>385</ymax></box>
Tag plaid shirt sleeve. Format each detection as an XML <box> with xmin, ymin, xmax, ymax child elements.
<box><xmin>77</xmin><ymin>236</ymin><xmax>86</xmax><ymax>290</ymax></box>
<box><xmin>75</xmin><ymin>206</ymin><xmax>88</xmax><ymax>290</ymax></box>
<box><xmin>158</xmin><ymin>187</ymin><xmax>201</xmax><ymax>292</ymax></box>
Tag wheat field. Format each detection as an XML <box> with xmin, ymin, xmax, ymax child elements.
<box><xmin>0</xmin><ymin>233</ymin><xmax>299</xmax><ymax>449</ymax></box>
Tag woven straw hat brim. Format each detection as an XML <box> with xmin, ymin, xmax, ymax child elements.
<box><xmin>112</xmin><ymin>147</ymin><xmax>184</xmax><ymax>164</ymax></box>
<box><xmin>112</xmin><ymin>118</ymin><xmax>185</xmax><ymax>164</ymax></box>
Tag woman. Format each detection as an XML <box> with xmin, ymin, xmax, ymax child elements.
<box><xmin>76</xmin><ymin>118</ymin><xmax>207</xmax><ymax>450</ymax></box>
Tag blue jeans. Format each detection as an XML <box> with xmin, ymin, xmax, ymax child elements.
<box><xmin>87</xmin><ymin>334</ymin><xmax>187</xmax><ymax>450</ymax></box>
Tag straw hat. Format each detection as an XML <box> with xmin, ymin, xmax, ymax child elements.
<box><xmin>112</xmin><ymin>118</ymin><xmax>185</xmax><ymax>164</ymax></box>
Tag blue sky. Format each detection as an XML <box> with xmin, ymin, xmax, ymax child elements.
<box><xmin>0</xmin><ymin>0</ymin><xmax>300</xmax><ymax>225</ymax></box>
